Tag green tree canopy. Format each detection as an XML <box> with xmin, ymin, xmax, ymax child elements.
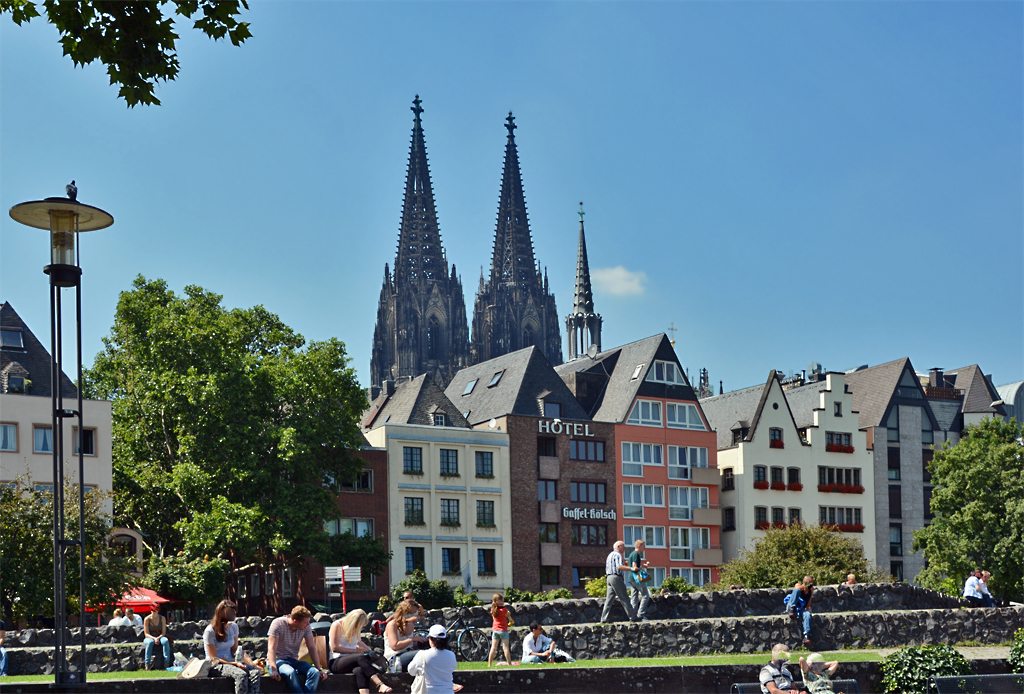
<box><xmin>85</xmin><ymin>276</ymin><xmax>389</xmax><ymax>588</ymax></box>
<box><xmin>718</xmin><ymin>522</ymin><xmax>891</xmax><ymax>589</ymax></box>
<box><xmin>0</xmin><ymin>481</ymin><xmax>139</xmax><ymax>625</ymax></box>
<box><xmin>913</xmin><ymin>417</ymin><xmax>1024</xmax><ymax>604</ymax></box>
<box><xmin>1</xmin><ymin>0</ymin><xmax>250</xmax><ymax>106</ymax></box>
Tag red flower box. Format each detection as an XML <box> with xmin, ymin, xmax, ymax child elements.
<box><xmin>787</xmin><ymin>482</ymin><xmax>804</xmax><ymax>491</ymax></box>
<box><xmin>769</xmin><ymin>439</ymin><xmax>785</xmax><ymax>449</ymax></box>
<box><xmin>818</xmin><ymin>522</ymin><xmax>865</xmax><ymax>533</ymax></box>
<box><xmin>770</xmin><ymin>481</ymin><xmax>786</xmax><ymax>491</ymax></box>
<box><xmin>826</xmin><ymin>443</ymin><xmax>855</xmax><ymax>454</ymax></box>
<box><xmin>772</xmin><ymin>521</ymin><xmax>787</xmax><ymax>529</ymax></box>
<box><xmin>753</xmin><ymin>480</ymin><xmax>770</xmax><ymax>490</ymax></box>
<box><xmin>754</xmin><ymin>520</ymin><xmax>770</xmax><ymax>530</ymax></box>
<box><xmin>817</xmin><ymin>483</ymin><xmax>865</xmax><ymax>494</ymax></box>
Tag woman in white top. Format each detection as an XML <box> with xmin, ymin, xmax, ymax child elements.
<box><xmin>108</xmin><ymin>609</ymin><xmax>130</xmax><ymax>627</ymax></box>
<box><xmin>329</xmin><ymin>609</ymin><xmax>391</xmax><ymax>694</ymax></box>
<box><xmin>383</xmin><ymin>601</ymin><xmax>427</xmax><ymax>672</ymax></box>
<box><xmin>203</xmin><ymin>600</ymin><xmax>261</xmax><ymax>694</ymax></box>
<box><xmin>408</xmin><ymin>624</ymin><xmax>458</xmax><ymax>694</ymax></box>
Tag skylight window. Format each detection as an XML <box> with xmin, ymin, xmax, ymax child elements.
<box><xmin>463</xmin><ymin>379</ymin><xmax>478</xmax><ymax>396</ymax></box>
<box><xmin>0</xmin><ymin>329</ymin><xmax>24</xmax><ymax>349</ymax></box>
<box><xmin>631</xmin><ymin>364</ymin><xmax>645</xmax><ymax>380</ymax></box>
<box><xmin>488</xmin><ymin>370</ymin><xmax>504</xmax><ymax>387</ymax></box>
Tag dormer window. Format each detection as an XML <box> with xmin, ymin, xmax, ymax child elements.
<box><xmin>0</xmin><ymin>329</ymin><xmax>23</xmax><ymax>349</ymax></box>
<box><xmin>488</xmin><ymin>370</ymin><xmax>504</xmax><ymax>387</ymax></box>
<box><xmin>434</xmin><ymin>413</ymin><xmax>447</xmax><ymax>427</ymax></box>
<box><xmin>463</xmin><ymin>379</ymin><xmax>478</xmax><ymax>396</ymax></box>
<box><xmin>544</xmin><ymin>401</ymin><xmax>561</xmax><ymax>418</ymax></box>
<box><xmin>647</xmin><ymin>360</ymin><xmax>685</xmax><ymax>385</ymax></box>
<box><xmin>7</xmin><ymin>376</ymin><xmax>26</xmax><ymax>393</ymax></box>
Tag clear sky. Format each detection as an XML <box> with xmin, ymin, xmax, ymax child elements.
<box><xmin>2</xmin><ymin>2</ymin><xmax>1022</xmax><ymax>395</ymax></box>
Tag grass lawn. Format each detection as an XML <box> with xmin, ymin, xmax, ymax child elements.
<box><xmin>2</xmin><ymin>670</ymin><xmax>178</xmax><ymax>684</ymax></box>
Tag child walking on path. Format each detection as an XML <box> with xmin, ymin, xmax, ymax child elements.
<box><xmin>486</xmin><ymin>593</ymin><xmax>517</xmax><ymax>667</ymax></box>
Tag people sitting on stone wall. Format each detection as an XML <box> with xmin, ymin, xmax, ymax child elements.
<box><xmin>979</xmin><ymin>571</ymin><xmax>996</xmax><ymax>608</ymax></box>
<box><xmin>799</xmin><ymin>653</ymin><xmax>841</xmax><ymax>694</ymax></box>
<box><xmin>785</xmin><ymin>576</ymin><xmax>815</xmax><ymax>645</ymax></box>
<box><xmin>843</xmin><ymin>574</ymin><xmax>857</xmax><ymax>585</ymax></box>
<box><xmin>759</xmin><ymin>644</ymin><xmax>808</xmax><ymax>694</ymax></box>
<box><xmin>963</xmin><ymin>569</ymin><xmax>984</xmax><ymax>608</ymax></box>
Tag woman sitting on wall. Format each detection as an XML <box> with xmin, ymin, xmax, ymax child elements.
<box><xmin>203</xmin><ymin>600</ymin><xmax>261</xmax><ymax>694</ymax></box>
<box><xmin>383</xmin><ymin>601</ymin><xmax>428</xmax><ymax>672</ymax></box>
<box><xmin>329</xmin><ymin>609</ymin><xmax>392</xmax><ymax>694</ymax></box>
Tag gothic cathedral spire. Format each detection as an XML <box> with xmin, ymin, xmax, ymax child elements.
<box><xmin>370</xmin><ymin>96</ymin><xmax>470</xmax><ymax>390</ymax></box>
<box><xmin>471</xmin><ymin>113</ymin><xmax>562</xmax><ymax>366</ymax></box>
<box><xmin>565</xmin><ymin>203</ymin><xmax>602</xmax><ymax>360</ymax></box>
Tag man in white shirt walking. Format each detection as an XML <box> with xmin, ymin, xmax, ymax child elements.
<box><xmin>600</xmin><ymin>541</ymin><xmax>639</xmax><ymax>623</ymax></box>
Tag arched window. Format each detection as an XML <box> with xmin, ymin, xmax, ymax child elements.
<box><xmin>522</xmin><ymin>325</ymin><xmax>535</xmax><ymax>348</ymax></box>
<box><xmin>427</xmin><ymin>316</ymin><xmax>441</xmax><ymax>360</ymax></box>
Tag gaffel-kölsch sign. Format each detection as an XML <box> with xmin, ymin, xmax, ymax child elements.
<box><xmin>563</xmin><ymin>507</ymin><xmax>617</xmax><ymax>520</ymax></box>
<box><xmin>538</xmin><ymin>419</ymin><xmax>595</xmax><ymax>436</ymax></box>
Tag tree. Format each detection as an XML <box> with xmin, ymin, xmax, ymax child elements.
<box><xmin>84</xmin><ymin>276</ymin><xmax>389</xmax><ymax>590</ymax></box>
<box><xmin>1</xmin><ymin>0</ymin><xmax>250</xmax><ymax>106</ymax></box>
<box><xmin>913</xmin><ymin>417</ymin><xmax>1024</xmax><ymax>604</ymax></box>
<box><xmin>0</xmin><ymin>480</ymin><xmax>138</xmax><ymax>625</ymax></box>
<box><xmin>718</xmin><ymin>522</ymin><xmax>891</xmax><ymax>589</ymax></box>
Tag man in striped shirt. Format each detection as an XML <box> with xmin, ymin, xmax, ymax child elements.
<box><xmin>600</xmin><ymin>540</ymin><xmax>639</xmax><ymax>623</ymax></box>
<box><xmin>267</xmin><ymin>606</ymin><xmax>328</xmax><ymax>692</ymax></box>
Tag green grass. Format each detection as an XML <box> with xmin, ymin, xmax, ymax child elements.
<box><xmin>2</xmin><ymin>670</ymin><xmax>177</xmax><ymax>684</ymax></box>
<box><xmin>454</xmin><ymin>650</ymin><xmax>884</xmax><ymax>670</ymax></box>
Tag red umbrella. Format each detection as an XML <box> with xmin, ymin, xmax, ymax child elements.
<box><xmin>115</xmin><ymin>587</ymin><xmax>170</xmax><ymax>613</ymax></box>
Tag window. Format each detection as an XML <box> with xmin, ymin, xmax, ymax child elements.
<box><xmin>891</xmin><ymin>561</ymin><xmax>904</xmax><ymax>581</ymax></box>
<box><xmin>647</xmin><ymin>360</ymin><xmax>685</xmax><ymax>384</ymax></box>
<box><xmin>476</xmin><ymin>500</ymin><xmax>495</xmax><ymax>526</ymax></box>
<box><xmin>922</xmin><ymin>449</ymin><xmax>934</xmax><ymax>484</ymax></box>
<box><xmin>571</xmin><ymin>524</ymin><xmax>607</xmax><ymax>546</ymax></box>
<box><xmin>251</xmin><ymin>573</ymin><xmax>260</xmax><ymax>597</ymax></box>
<box><xmin>440</xmin><ymin>499</ymin><xmax>460</xmax><ymax>525</ymax></box>
<box><xmin>538</xmin><ymin>437</ymin><xmax>557</xmax><ymax>457</ymax></box>
<box><xmin>887</xmin><ymin>408</ymin><xmax>899</xmax><ymax>441</ymax></box>
<box><xmin>539</xmin><ymin>567</ymin><xmax>559</xmax><ymax>585</ymax></box>
<box><xmin>71</xmin><ymin>427</ymin><xmax>96</xmax><ymax>456</ymax></box>
<box><xmin>669</xmin><ymin>527</ymin><xmax>691</xmax><ymax>560</ymax></box>
<box><xmin>571</xmin><ymin>481</ymin><xmax>606</xmax><ymax>503</ymax></box>
<box><xmin>722</xmin><ymin>468</ymin><xmax>734</xmax><ymax>491</ymax></box>
<box><xmin>405</xmin><ymin>497</ymin><xmax>424</xmax><ymax>525</ymax></box>
<box><xmin>434</xmin><ymin>413</ymin><xmax>447</xmax><ymax>427</ymax></box>
<box><xmin>340</xmin><ymin>469</ymin><xmax>372</xmax><ymax>492</ymax></box>
<box><xmin>818</xmin><ymin>507</ymin><xmax>862</xmax><ymax>526</ymax></box>
<box><xmin>627</xmin><ymin>400</ymin><xmax>662</xmax><ymax>426</ymax></box>
<box><xmin>403</xmin><ymin>447</ymin><xmax>423</xmax><ymax>473</ymax></box>
<box><xmin>666</xmin><ymin>403</ymin><xmax>706</xmax><ymax>430</ymax></box>
<box><xmin>538</xmin><ymin>480</ymin><xmax>557</xmax><ymax>500</ymax></box>
<box><xmin>772</xmin><ymin>507</ymin><xmax>785</xmax><ymax>524</ymax></box>
<box><xmin>237</xmin><ymin>575</ymin><xmax>248</xmax><ymax>599</ymax></box>
<box><xmin>834</xmin><ymin>402</ymin><xmax>842</xmax><ymax>416</ymax></box>
<box><xmin>33</xmin><ymin>425</ymin><xmax>52</xmax><ymax>454</ymax></box>
<box><xmin>624</xmin><ymin>525</ymin><xmax>666</xmax><ymax>548</ymax></box>
<box><xmin>755</xmin><ymin>506</ymin><xmax>768</xmax><ymax>525</ymax></box>
<box><xmin>405</xmin><ymin>547</ymin><xmax>426</xmax><ymax>574</ymax></box>
<box><xmin>622</xmin><ymin>441</ymin><xmax>663</xmax><ymax>477</ymax></box>
<box><xmin>631</xmin><ymin>364</ymin><xmax>645</xmax><ymax>380</ymax></box>
<box><xmin>573</xmin><ymin>566</ymin><xmax>604</xmax><ymax>587</ymax></box>
<box><xmin>667</xmin><ymin>445</ymin><xmax>707</xmax><ymax>480</ymax></box>
<box><xmin>888</xmin><ymin>447</ymin><xmax>901</xmax><ymax>479</ymax></box>
<box><xmin>439</xmin><ymin>449</ymin><xmax>458</xmax><ymax>475</ymax></box>
<box><xmin>282</xmin><ymin>567</ymin><xmax>294</xmax><ymax>597</ymax></box>
<box><xmin>539</xmin><ymin>523</ymin><xmax>559</xmax><ymax>543</ymax></box>
<box><xmin>890</xmin><ymin>524</ymin><xmax>903</xmax><ymax>556</ymax></box>
<box><xmin>544</xmin><ymin>401</ymin><xmax>561</xmax><ymax>418</ymax></box>
<box><xmin>826</xmin><ymin>432</ymin><xmax>853</xmax><ymax>448</ymax></box>
<box><xmin>0</xmin><ymin>329</ymin><xmax>24</xmax><ymax>349</ymax></box>
<box><xmin>924</xmin><ymin>486</ymin><xmax>933</xmax><ymax>520</ymax></box>
<box><xmin>265</xmin><ymin>570</ymin><xmax>275</xmax><ymax>595</ymax></box>
<box><xmin>33</xmin><ymin>483</ymin><xmax>54</xmax><ymax>493</ymax></box>
<box><xmin>889</xmin><ymin>486</ymin><xmax>902</xmax><ymax>518</ymax></box>
<box><xmin>478</xmin><ymin>548</ymin><xmax>496</xmax><ymax>574</ymax></box>
<box><xmin>722</xmin><ymin>507</ymin><xmax>736</xmax><ymax>531</ymax></box>
<box><xmin>475</xmin><ymin>451</ymin><xmax>493</xmax><ymax>477</ymax></box>
<box><xmin>770</xmin><ymin>467</ymin><xmax>783</xmax><ymax>484</ymax></box>
<box><xmin>0</xmin><ymin>423</ymin><xmax>17</xmax><ymax>452</ymax></box>
<box><xmin>441</xmin><ymin>548</ymin><xmax>461</xmax><ymax>574</ymax></box>
<box><xmin>787</xmin><ymin>468</ymin><xmax>800</xmax><ymax>485</ymax></box>
<box><xmin>649</xmin><ymin>567</ymin><xmax>667</xmax><ymax>588</ymax></box>
<box><xmin>753</xmin><ymin>465</ymin><xmax>767</xmax><ymax>482</ymax></box>
<box><xmin>334</xmin><ymin>518</ymin><xmax>373</xmax><ymax>537</ymax></box>
<box><xmin>668</xmin><ymin>486</ymin><xmax>708</xmax><ymax>520</ymax></box>
<box><xmin>789</xmin><ymin>508</ymin><xmax>801</xmax><ymax>525</ymax></box>
<box><xmin>769</xmin><ymin>428</ymin><xmax>783</xmax><ymax>448</ymax></box>
<box><xmin>463</xmin><ymin>379</ymin><xmax>478</xmax><ymax>396</ymax></box>
<box><xmin>488</xmin><ymin>370</ymin><xmax>504</xmax><ymax>387</ymax></box>
<box><xmin>570</xmin><ymin>439</ymin><xmax>605</xmax><ymax>462</ymax></box>
<box><xmin>622</xmin><ymin>483</ymin><xmax>664</xmax><ymax>518</ymax></box>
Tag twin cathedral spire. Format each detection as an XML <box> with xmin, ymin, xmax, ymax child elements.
<box><xmin>371</xmin><ymin>97</ymin><xmax>598</xmax><ymax>389</ymax></box>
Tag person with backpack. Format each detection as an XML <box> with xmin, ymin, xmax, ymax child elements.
<box><xmin>785</xmin><ymin>576</ymin><xmax>815</xmax><ymax>646</ymax></box>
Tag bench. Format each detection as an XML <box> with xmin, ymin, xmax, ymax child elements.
<box><xmin>731</xmin><ymin>679</ymin><xmax>862</xmax><ymax>694</ymax></box>
<box><xmin>929</xmin><ymin>673</ymin><xmax>1024</xmax><ymax>693</ymax></box>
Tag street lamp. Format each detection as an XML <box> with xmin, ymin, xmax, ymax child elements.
<box><xmin>9</xmin><ymin>187</ymin><xmax>113</xmax><ymax>687</ymax></box>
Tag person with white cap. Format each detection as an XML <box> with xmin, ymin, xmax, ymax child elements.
<box><xmin>407</xmin><ymin>624</ymin><xmax>458</xmax><ymax>694</ymax></box>
<box><xmin>759</xmin><ymin>644</ymin><xmax>808</xmax><ymax>694</ymax></box>
<box><xmin>798</xmin><ymin>653</ymin><xmax>839</xmax><ymax>694</ymax></box>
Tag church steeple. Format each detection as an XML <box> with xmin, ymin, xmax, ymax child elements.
<box><xmin>489</xmin><ymin>112</ymin><xmax>538</xmax><ymax>290</ymax></box>
<box><xmin>565</xmin><ymin>203</ymin><xmax>602</xmax><ymax>361</ymax></box>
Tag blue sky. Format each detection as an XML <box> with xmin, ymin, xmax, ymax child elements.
<box><xmin>2</xmin><ymin>2</ymin><xmax>1021</xmax><ymax>394</ymax></box>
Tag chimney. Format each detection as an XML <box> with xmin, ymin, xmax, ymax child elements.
<box><xmin>802</xmin><ymin>369</ymin><xmax>806</xmax><ymax>381</ymax></box>
<box><xmin>385</xmin><ymin>379</ymin><xmax>396</xmax><ymax>397</ymax></box>
<box><xmin>929</xmin><ymin>368</ymin><xmax>943</xmax><ymax>388</ymax></box>
<box><xmin>369</xmin><ymin>384</ymin><xmax>381</xmax><ymax>401</ymax></box>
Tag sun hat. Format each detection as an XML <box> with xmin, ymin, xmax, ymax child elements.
<box><xmin>428</xmin><ymin>624</ymin><xmax>447</xmax><ymax>638</ymax></box>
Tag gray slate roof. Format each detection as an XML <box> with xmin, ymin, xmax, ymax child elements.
<box><xmin>844</xmin><ymin>357</ymin><xmax>912</xmax><ymax>429</ymax></box>
<box><xmin>1</xmin><ymin>302</ymin><xmax>77</xmax><ymax>398</ymax></box>
<box><xmin>444</xmin><ymin>346</ymin><xmax>589</xmax><ymax>425</ymax></box>
<box><xmin>363</xmin><ymin>374</ymin><xmax>469</xmax><ymax>429</ymax></box>
<box><xmin>946</xmin><ymin>365</ymin><xmax>1004</xmax><ymax>415</ymax></box>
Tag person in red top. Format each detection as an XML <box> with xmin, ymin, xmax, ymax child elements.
<box><xmin>486</xmin><ymin>593</ymin><xmax>515</xmax><ymax>667</ymax></box>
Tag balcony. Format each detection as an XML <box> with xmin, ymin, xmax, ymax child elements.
<box><xmin>693</xmin><ymin>507</ymin><xmax>721</xmax><ymax>526</ymax></box>
<box><xmin>540</xmin><ymin>542</ymin><xmax>561</xmax><ymax>566</ymax></box>
<box><xmin>538</xmin><ymin>455</ymin><xmax>560</xmax><ymax>479</ymax></box>
<box><xmin>694</xmin><ymin>547</ymin><xmax>723</xmax><ymax>565</ymax></box>
<box><xmin>539</xmin><ymin>499</ymin><xmax>560</xmax><ymax>523</ymax></box>
<box><xmin>691</xmin><ymin>467</ymin><xmax>720</xmax><ymax>486</ymax></box>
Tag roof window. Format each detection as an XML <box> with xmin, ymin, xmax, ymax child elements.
<box><xmin>647</xmin><ymin>360</ymin><xmax>685</xmax><ymax>385</ymax></box>
<box><xmin>631</xmin><ymin>364</ymin><xmax>645</xmax><ymax>380</ymax></box>
<box><xmin>488</xmin><ymin>370</ymin><xmax>504</xmax><ymax>387</ymax></box>
<box><xmin>463</xmin><ymin>378</ymin><xmax>478</xmax><ymax>396</ymax></box>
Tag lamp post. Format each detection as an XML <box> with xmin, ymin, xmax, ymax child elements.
<box><xmin>9</xmin><ymin>188</ymin><xmax>113</xmax><ymax>687</ymax></box>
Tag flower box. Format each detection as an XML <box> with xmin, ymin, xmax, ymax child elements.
<box><xmin>404</xmin><ymin>468</ymin><xmax>425</xmax><ymax>476</ymax></box>
<box><xmin>439</xmin><ymin>473</ymin><xmax>461</xmax><ymax>479</ymax></box>
<box><xmin>826</xmin><ymin>443</ymin><xmax>855</xmax><ymax>454</ymax></box>
<box><xmin>787</xmin><ymin>482</ymin><xmax>804</xmax><ymax>491</ymax></box>
<box><xmin>769</xmin><ymin>439</ymin><xmax>785</xmax><ymax>449</ymax></box>
<box><xmin>819</xmin><ymin>522</ymin><xmax>865</xmax><ymax>533</ymax></box>
<box><xmin>770</xmin><ymin>481</ymin><xmax>786</xmax><ymax>491</ymax></box>
<box><xmin>753</xmin><ymin>480</ymin><xmax>770</xmax><ymax>490</ymax></box>
<box><xmin>439</xmin><ymin>520</ymin><xmax>461</xmax><ymax>527</ymax></box>
<box><xmin>754</xmin><ymin>520</ymin><xmax>770</xmax><ymax>530</ymax></box>
<box><xmin>817</xmin><ymin>483</ymin><xmax>865</xmax><ymax>494</ymax></box>
<box><xmin>772</xmin><ymin>521</ymin><xmax>787</xmax><ymax>529</ymax></box>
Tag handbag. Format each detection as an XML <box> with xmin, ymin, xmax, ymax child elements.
<box><xmin>633</xmin><ymin>568</ymin><xmax>651</xmax><ymax>584</ymax></box>
<box><xmin>177</xmin><ymin>656</ymin><xmax>212</xmax><ymax>679</ymax></box>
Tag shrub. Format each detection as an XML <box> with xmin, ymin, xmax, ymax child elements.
<box><xmin>453</xmin><ymin>585</ymin><xmax>483</xmax><ymax>607</ymax></box>
<box><xmin>1009</xmin><ymin>627</ymin><xmax>1024</xmax><ymax>674</ymax></box>
<box><xmin>502</xmin><ymin>586</ymin><xmax>574</xmax><ymax>603</ymax></box>
<box><xmin>389</xmin><ymin>570</ymin><xmax>455</xmax><ymax>610</ymax></box>
<box><xmin>658</xmin><ymin>576</ymin><xmax>699</xmax><ymax>594</ymax></box>
<box><xmin>585</xmin><ymin>575</ymin><xmax>607</xmax><ymax>597</ymax></box>
<box><xmin>377</xmin><ymin>594</ymin><xmax>394</xmax><ymax>613</ymax></box>
<box><xmin>541</xmin><ymin>588</ymin><xmax>573</xmax><ymax>600</ymax></box>
<box><xmin>880</xmin><ymin>644</ymin><xmax>971</xmax><ymax>693</ymax></box>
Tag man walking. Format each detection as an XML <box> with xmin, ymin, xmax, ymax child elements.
<box><xmin>267</xmin><ymin>605</ymin><xmax>328</xmax><ymax>693</ymax></box>
<box><xmin>626</xmin><ymin>539</ymin><xmax>652</xmax><ymax>620</ymax></box>
<box><xmin>600</xmin><ymin>540</ymin><xmax>639</xmax><ymax>623</ymax></box>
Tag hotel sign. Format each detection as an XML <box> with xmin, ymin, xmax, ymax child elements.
<box><xmin>538</xmin><ymin>419</ymin><xmax>595</xmax><ymax>436</ymax></box>
<box><xmin>562</xmin><ymin>507</ymin><xmax>617</xmax><ymax>521</ymax></box>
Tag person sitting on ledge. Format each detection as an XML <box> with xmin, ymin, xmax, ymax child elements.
<box><xmin>759</xmin><ymin>644</ymin><xmax>807</xmax><ymax>694</ymax></box>
<box><xmin>844</xmin><ymin>574</ymin><xmax>857</xmax><ymax>586</ymax></box>
<box><xmin>786</xmin><ymin>576</ymin><xmax>815</xmax><ymax>645</ymax></box>
<box><xmin>799</xmin><ymin>653</ymin><xmax>840</xmax><ymax>694</ymax></box>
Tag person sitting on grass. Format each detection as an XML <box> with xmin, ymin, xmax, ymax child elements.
<box><xmin>798</xmin><ymin>653</ymin><xmax>840</xmax><ymax>694</ymax></box>
<box><xmin>521</xmin><ymin>622</ymin><xmax>576</xmax><ymax>664</ymax></box>
<box><xmin>759</xmin><ymin>644</ymin><xmax>808</xmax><ymax>694</ymax></box>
